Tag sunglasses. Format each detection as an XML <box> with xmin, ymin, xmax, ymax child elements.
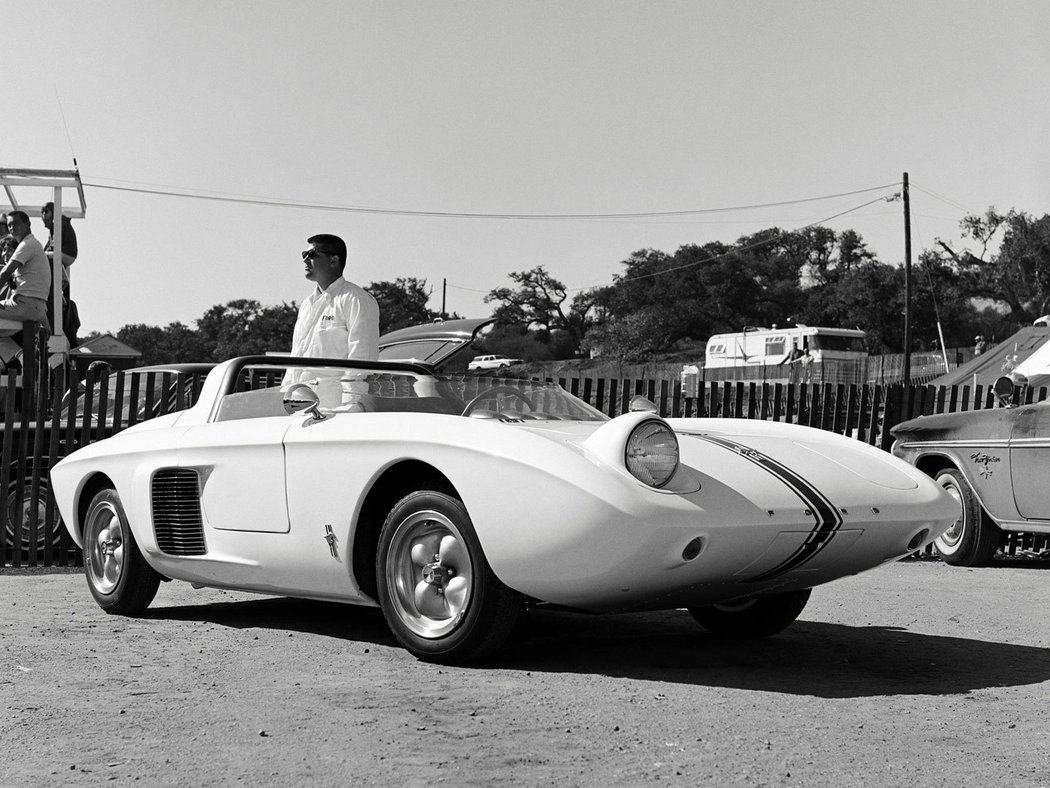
<box><xmin>301</xmin><ymin>249</ymin><xmax>328</xmax><ymax>261</ymax></box>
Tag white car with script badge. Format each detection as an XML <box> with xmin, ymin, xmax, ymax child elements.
<box><xmin>50</xmin><ymin>319</ymin><xmax>957</xmax><ymax>664</ymax></box>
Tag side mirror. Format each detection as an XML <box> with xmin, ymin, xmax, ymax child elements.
<box><xmin>283</xmin><ymin>384</ymin><xmax>326</xmax><ymax>420</ymax></box>
<box><xmin>992</xmin><ymin>375</ymin><xmax>1018</xmax><ymax>407</ymax></box>
<box><xmin>628</xmin><ymin>395</ymin><xmax>659</xmax><ymax>413</ymax></box>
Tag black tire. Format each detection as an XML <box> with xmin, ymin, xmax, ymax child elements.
<box><xmin>5</xmin><ymin>476</ymin><xmax>58</xmax><ymax>557</ymax></box>
<box><xmin>688</xmin><ymin>589</ymin><xmax>812</xmax><ymax>638</ymax></box>
<box><xmin>376</xmin><ymin>490</ymin><xmax>522</xmax><ymax>664</ymax></box>
<box><xmin>82</xmin><ymin>489</ymin><xmax>160</xmax><ymax>615</ymax></box>
<box><xmin>933</xmin><ymin>469</ymin><xmax>1000</xmax><ymax>567</ymax></box>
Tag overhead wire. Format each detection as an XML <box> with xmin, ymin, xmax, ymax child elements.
<box><xmin>84</xmin><ymin>173</ymin><xmax>910</xmax><ymax>301</ymax></box>
<box><xmin>54</xmin><ymin>86</ymin><xmax>78</xmax><ymax>166</ymax></box>
<box><xmin>446</xmin><ymin>191</ymin><xmax>900</xmax><ymax>295</ymax></box>
<box><xmin>910</xmin><ymin>181</ymin><xmax>977</xmax><ymax>216</ymax></box>
<box><xmin>82</xmin><ymin>177</ymin><xmax>899</xmax><ymax>221</ymax></box>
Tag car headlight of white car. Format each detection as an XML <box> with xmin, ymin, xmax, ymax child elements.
<box><xmin>625</xmin><ymin>420</ymin><xmax>680</xmax><ymax>488</ymax></box>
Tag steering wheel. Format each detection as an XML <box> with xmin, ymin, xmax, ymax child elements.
<box><xmin>461</xmin><ymin>386</ymin><xmax>536</xmax><ymax>417</ymax></box>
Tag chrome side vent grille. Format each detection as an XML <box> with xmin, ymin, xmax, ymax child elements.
<box><xmin>151</xmin><ymin>469</ymin><xmax>207</xmax><ymax>556</ymax></box>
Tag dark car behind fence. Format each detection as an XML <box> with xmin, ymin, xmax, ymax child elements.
<box><xmin>2</xmin><ymin>352</ymin><xmax>210</xmax><ymax>568</ymax></box>
<box><xmin>3</xmin><ymin>352</ymin><xmax>1048</xmax><ymax>567</ymax></box>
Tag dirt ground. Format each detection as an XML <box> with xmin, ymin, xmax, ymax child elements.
<box><xmin>2</xmin><ymin>558</ymin><xmax>1048</xmax><ymax>787</ymax></box>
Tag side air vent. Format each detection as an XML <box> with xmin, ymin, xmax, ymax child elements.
<box><xmin>151</xmin><ymin>469</ymin><xmax>207</xmax><ymax>556</ymax></box>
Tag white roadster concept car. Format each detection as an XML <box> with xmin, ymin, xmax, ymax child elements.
<box><xmin>51</xmin><ymin>319</ymin><xmax>957</xmax><ymax>664</ymax></box>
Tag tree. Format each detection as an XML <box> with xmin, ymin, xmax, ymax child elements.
<box><xmin>485</xmin><ymin>266</ymin><xmax>582</xmax><ymax>343</ymax></box>
<box><xmin>366</xmin><ymin>278</ymin><xmax>441</xmax><ymax>334</ymax></box>
<box><xmin>583</xmin><ymin>307</ymin><xmax>675</xmax><ymax>362</ymax></box>
<box><xmin>115</xmin><ymin>324</ymin><xmax>168</xmax><ymax>366</ymax></box>
<box><xmin>591</xmin><ymin>230</ymin><xmax>815</xmax><ymax>353</ymax></box>
<box><xmin>195</xmin><ymin>299</ymin><xmax>298</xmax><ymax>360</ymax></box>
<box><xmin>115</xmin><ymin>322</ymin><xmax>208</xmax><ymax>365</ymax></box>
<box><xmin>954</xmin><ymin>209</ymin><xmax>1050</xmax><ymax>324</ymax></box>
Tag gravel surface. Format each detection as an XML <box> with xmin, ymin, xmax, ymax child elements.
<box><xmin>2</xmin><ymin>559</ymin><xmax>1048</xmax><ymax>787</ymax></box>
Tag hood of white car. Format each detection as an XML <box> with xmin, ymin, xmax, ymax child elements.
<box><xmin>514</xmin><ymin>415</ymin><xmax>919</xmax><ymax>492</ymax></box>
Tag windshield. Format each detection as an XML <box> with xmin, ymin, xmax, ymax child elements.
<box><xmin>216</xmin><ymin>368</ymin><xmax>609</xmax><ymax>423</ymax></box>
<box><xmin>809</xmin><ymin>334</ymin><xmax>866</xmax><ymax>352</ymax></box>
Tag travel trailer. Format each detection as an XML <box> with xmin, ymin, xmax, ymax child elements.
<box><xmin>705</xmin><ymin>325</ymin><xmax>867</xmax><ymax>369</ymax></box>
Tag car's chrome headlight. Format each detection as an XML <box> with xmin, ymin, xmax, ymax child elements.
<box><xmin>625</xmin><ymin>420</ymin><xmax>679</xmax><ymax>488</ymax></box>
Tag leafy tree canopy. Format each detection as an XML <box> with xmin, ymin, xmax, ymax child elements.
<box><xmin>367</xmin><ymin>277</ymin><xmax>443</xmax><ymax>333</ymax></box>
<box><xmin>484</xmin><ymin>266</ymin><xmax>584</xmax><ymax>342</ymax></box>
<box><xmin>952</xmin><ymin>208</ymin><xmax>1050</xmax><ymax>323</ymax></box>
<box><xmin>108</xmin><ymin>279</ymin><xmax>445</xmax><ymax>365</ymax></box>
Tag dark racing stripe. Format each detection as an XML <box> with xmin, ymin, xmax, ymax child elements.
<box><xmin>692</xmin><ymin>434</ymin><xmax>844</xmax><ymax>582</ymax></box>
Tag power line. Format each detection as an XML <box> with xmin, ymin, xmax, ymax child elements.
<box><xmin>446</xmin><ymin>191</ymin><xmax>900</xmax><ymax>296</ymax></box>
<box><xmin>910</xmin><ymin>181</ymin><xmax>977</xmax><ymax>215</ymax></box>
<box><xmin>84</xmin><ymin>173</ymin><xmax>908</xmax><ymax>302</ymax></box>
<box><xmin>82</xmin><ymin>178</ymin><xmax>899</xmax><ymax>221</ymax></box>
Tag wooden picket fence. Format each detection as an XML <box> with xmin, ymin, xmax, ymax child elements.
<box><xmin>1</xmin><ymin>356</ymin><xmax>209</xmax><ymax>569</ymax></box>
<box><xmin>3</xmin><ymin>355</ymin><xmax>1048</xmax><ymax>567</ymax></box>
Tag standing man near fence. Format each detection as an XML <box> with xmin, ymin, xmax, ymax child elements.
<box><xmin>283</xmin><ymin>233</ymin><xmax>380</xmax><ymax>404</ymax></box>
<box><xmin>42</xmin><ymin>202</ymin><xmax>80</xmax><ymax>347</ymax></box>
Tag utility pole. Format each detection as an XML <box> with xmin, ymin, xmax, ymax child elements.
<box><xmin>441</xmin><ymin>278</ymin><xmax>447</xmax><ymax>319</ymax></box>
<box><xmin>903</xmin><ymin>172</ymin><xmax>912</xmax><ymax>385</ymax></box>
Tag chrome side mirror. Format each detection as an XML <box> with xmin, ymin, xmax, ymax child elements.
<box><xmin>628</xmin><ymin>395</ymin><xmax>659</xmax><ymax>413</ymax></box>
<box><xmin>993</xmin><ymin>375</ymin><xmax>1019</xmax><ymax>407</ymax></box>
<box><xmin>283</xmin><ymin>384</ymin><xmax>326</xmax><ymax>420</ymax></box>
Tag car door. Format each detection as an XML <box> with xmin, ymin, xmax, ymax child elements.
<box><xmin>281</xmin><ymin>412</ymin><xmax>376</xmax><ymax>544</ymax></box>
<box><xmin>1009</xmin><ymin>401</ymin><xmax>1050</xmax><ymax>521</ymax></box>
<box><xmin>178</xmin><ymin>416</ymin><xmax>292</xmax><ymax>533</ymax></box>
<box><xmin>278</xmin><ymin>411</ymin><xmax>386</xmax><ymax>600</ymax></box>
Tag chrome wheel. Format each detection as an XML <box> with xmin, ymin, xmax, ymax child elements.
<box><xmin>377</xmin><ymin>489</ymin><xmax>522</xmax><ymax>663</ymax></box>
<box><xmin>385</xmin><ymin>509</ymin><xmax>474</xmax><ymax>639</ymax></box>
<box><xmin>937</xmin><ymin>480</ymin><xmax>965</xmax><ymax>552</ymax></box>
<box><xmin>84</xmin><ymin>498</ymin><xmax>126</xmax><ymax>595</ymax></box>
<box><xmin>932</xmin><ymin>469</ymin><xmax>999</xmax><ymax>566</ymax></box>
<box><xmin>5</xmin><ymin>489</ymin><xmax>47</xmax><ymax>553</ymax></box>
<box><xmin>4</xmin><ymin>476</ymin><xmax>58</xmax><ymax>556</ymax></box>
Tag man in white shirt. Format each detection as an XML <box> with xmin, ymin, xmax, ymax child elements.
<box><xmin>283</xmin><ymin>233</ymin><xmax>380</xmax><ymax>403</ymax></box>
<box><xmin>0</xmin><ymin>211</ymin><xmax>52</xmax><ymax>364</ymax></box>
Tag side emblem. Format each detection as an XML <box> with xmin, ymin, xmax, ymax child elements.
<box><xmin>323</xmin><ymin>524</ymin><xmax>338</xmax><ymax>558</ymax></box>
<box><xmin>970</xmin><ymin>451</ymin><xmax>1000</xmax><ymax>479</ymax></box>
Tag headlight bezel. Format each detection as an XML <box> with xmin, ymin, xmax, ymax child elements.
<box><xmin>624</xmin><ymin>419</ymin><xmax>680</xmax><ymax>488</ymax></box>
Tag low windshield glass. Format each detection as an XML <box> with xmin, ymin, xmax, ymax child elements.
<box><xmin>217</xmin><ymin>367</ymin><xmax>608</xmax><ymax>422</ymax></box>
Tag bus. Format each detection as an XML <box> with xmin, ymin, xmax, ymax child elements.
<box><xmin>705</xmin><ymin>325</ymin><xmax>867</xmax><ymax>368</ymax></box>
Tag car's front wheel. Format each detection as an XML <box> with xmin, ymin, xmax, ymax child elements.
<box><xmin>933</xmin><ymin>468</ymin><xmax>1000</xmax><ymax>567</ymax></box>
<box><xmin>376</xmin><ymin>490</ymin><xmax>522</xmax><ymax>664</ymax></box>
<box><xmin>688</xmin><ymin>589</ymin><xmax>812</xmax><ymax>638</ymax></box>
<box><xmin>83</xmin><ymin>489</ymin><xmax>160</xmax><ymax>614</ymax></box>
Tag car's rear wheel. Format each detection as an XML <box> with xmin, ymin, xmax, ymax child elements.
<box><xmin>688</xmin><ymin>589</ymin><xmax>812</xmax><ymax>638</ymax></box>
<box><xmin>376</xmin><ymin>490</ymin><xmax>522</xmax><ymax>664</ymax></box>
<box><xmin>933</xmin><ymin>468</ymin><xmax>1000</xmax><ymax>567</ymax></box>
<box><xmin>83</xmin><ymin>489</ymin><xmax>160</xmax><ymax>614</ymax></box>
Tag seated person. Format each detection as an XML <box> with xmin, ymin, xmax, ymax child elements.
<box><xmin>0</xmin><ymin>211</ymin><xmax>51</xmax><ymax>367</ymax></box>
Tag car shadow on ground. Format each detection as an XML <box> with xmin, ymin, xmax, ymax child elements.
<box><xmin>143</xmin><ymin>597</ymin><xmax>1050</xmax><ymax>699</ymax></box>
<box><xmin>505</xmin><ymin>609</ymin><xmax>1050</xmax><ymax>698</ymax></box>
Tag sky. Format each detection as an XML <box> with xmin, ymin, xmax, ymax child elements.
<box><xmin>4</xmin><ymin>1</ymin><xmax>1050</xmax><ymax>338</ymax></box>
